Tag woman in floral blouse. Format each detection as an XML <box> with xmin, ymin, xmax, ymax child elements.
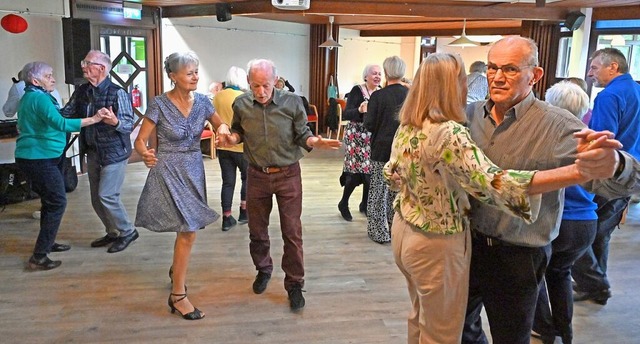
<box><xmin>383</xmin><ymin>53</ymin><xmax>602</xmax><ymax>344</ymax></box>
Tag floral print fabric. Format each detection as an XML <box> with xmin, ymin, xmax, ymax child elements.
<box><xmin>384</xmin><ymin>120</ymin><xmax>540</xmax><ymax>235</ymax></box>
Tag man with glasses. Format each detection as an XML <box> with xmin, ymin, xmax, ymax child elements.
<box><xmin>61</xmin><ymin>50</ymin><xmax>138</xmax><ymax>253</ymax></box>
<box><xmin>461</xmin><ymin>36</ymin><xmax>638</xmax><ymax>344</ymax></box>
<box><xmin>572</xmin><ymin>48</ymin><xmax>640</xmax><ymax>306</ymax></box>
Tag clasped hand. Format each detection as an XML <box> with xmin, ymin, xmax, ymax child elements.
<box><xmin>95</xmin><ymin>106</ymin><xmax>118</xmax><ymax>126</ymax></box>
<box><xmin>574</xmin><ymin>128</ymin><xmax>623</xmax><ymax>179</ymax></box>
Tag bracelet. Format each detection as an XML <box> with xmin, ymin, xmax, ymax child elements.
<box><xmin>613</xmin><ymin>150</ymin><xmax>625</xmax><ymax>178</ymax></box>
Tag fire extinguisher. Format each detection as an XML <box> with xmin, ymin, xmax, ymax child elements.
<box><xmin>131</xmin><ymin>85</ymin><xmax>141</xmax><ymax>108</ymax></box>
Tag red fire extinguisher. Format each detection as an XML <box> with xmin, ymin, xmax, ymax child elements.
<box><xmin>131</xmin><ymin>85</ymin><xmax>141</xmax><ymax>108</ymax></box>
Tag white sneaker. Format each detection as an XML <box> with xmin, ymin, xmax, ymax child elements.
<box><xmin>32</xmin><ymin>211</ymin><xmax>41</xmax><ymax>219</ymax></box>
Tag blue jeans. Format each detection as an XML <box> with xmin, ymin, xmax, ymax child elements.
<box><xmin>572</xmin><ymin>196</ymin><xmax>629</xmax><ymax>293</ymax></box>
<box><xmin>86</xmin><ymin>152</ymin><xmax>134</xmax><ymax>237</ymax></box>
<box><xmin>16</xmin><ymin>156</ymin><xmax>67</xmax><ymax>256</ymax></box>
<box><xmin>462</xmin><ymin>236</ymin><xmax>551</xmax><ymax>344</ymax></box>
<box><xmin>217</xmin><ymin>150</ymin><xmax>247</xmax><ymax>213</ymax></box>
<box><xmin>533</xmin><ymin>219</ymin><xmax>597</xmax><ymax>343</ymax></box>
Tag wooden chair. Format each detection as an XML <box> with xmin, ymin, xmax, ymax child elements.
<box><xmin>326</xmin><ymin>98</ymin><xmax>348</xmax><ymax>140</ymax></box>
<box><xmin>308</xmin><ymin>104</ymin><xmax>319</xmax><ymax>135</ymax></box>
<box><xmin>200</xmin><ymin>120</ymin><xmax>216</xmax><ymax>159</ymax></box>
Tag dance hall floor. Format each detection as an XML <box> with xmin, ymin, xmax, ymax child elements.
<box><xmin>1</xmin><ymin>148</ymin><xmax>639</xmax><ymax>343</ymax></box>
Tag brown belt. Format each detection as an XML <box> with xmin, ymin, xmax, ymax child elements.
<box><xmin>253</xmin><ymin>165</ymin><xmax>289</xmax><ymax>174</ymax></box>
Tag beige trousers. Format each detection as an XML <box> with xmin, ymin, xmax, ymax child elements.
<box><xmin>391</xmin><ymin>213</ymin><xmax>471</xmax><ymax>344</ymax></box>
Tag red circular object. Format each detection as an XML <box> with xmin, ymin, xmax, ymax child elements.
<box><xmin>1</xmin><ymin>14</ymin><xmax>28</xmax><ymax>34</ymax></box>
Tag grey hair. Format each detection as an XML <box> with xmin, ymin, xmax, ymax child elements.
<box><xmin>362</xmin><ymin>64</ymin><xmax>381</xmax><ymax>81</ymax></box>
<box><xmin>246</xmin><ymin>59</ymin><xmax>277</xmax><ymax>80</ymax></box>
<box><xmin>164</xmin><ymin>51</ymin><xmax>200</xmax><ymax>77</ymax></box>
<box><xmin>87</xmin><ymin>50</ymin><xmax>113</xmax><ymax>73</ymax></box>
<box><xmin>492</xmin><ymin>36</ymin><xmax>539</xmax><ymax>67</ymax></box>
<box><xmin>545</xmin><ymin>80</ymin><xmax>590</xmax><ymax>119</ymax></box>
<box><xmin>592</xmin><ymin>47</ymin><xmax>629</xmax><ymax>74</ymax></box>
<box><xmin>383</xmin><ymin>56</ymin><xmax>406</xmax><ymax>81</ymax></box>
<box><xmin>225</xmin><ymin>66</ymin><xmax>248</xmax><ymax>90</ymax></box>
<box><xmin>21</xmin><ymin>61</ymin><xmax>53</xmax><ymax>85</ymax></box>
<box><xmin>469</xmin><ymin>61</ymin><xmax>487</xmax><ymax>73</ymax></box>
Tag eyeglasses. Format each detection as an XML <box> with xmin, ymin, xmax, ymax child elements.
<box><xmin>486</xmin><ymin>63</ymin><xmax>535</xmax><ymax>78</ymax></box>
<box><xmin>80</xmin><ymin>60</ymin><xmax>103</xmax><ymax>68</ymax></box>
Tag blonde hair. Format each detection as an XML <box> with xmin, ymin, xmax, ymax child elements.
<box><xmin>398</xmin><ymin>53</ymin><xmax>466</xmax><ymax>127</ymax></box>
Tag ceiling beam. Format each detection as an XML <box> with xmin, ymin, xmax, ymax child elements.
<box><xmin>360</xmin><ymin>27</ymin><xmax>522</xmax><ymax>37</ymax></box>
<box><xmin>162</xmin><ymin>0</ymin><xmax>570</xmax><ymax>21</ymax></box>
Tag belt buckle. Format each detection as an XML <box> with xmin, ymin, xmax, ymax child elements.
<box><xmin>486</xmin><ymin>237</ymin><xmax>494</xmax><ymax>246</ymax></box>
<box><xmin>262</xmin><ymin>166</ymin><xmax>269</xmax><ymax>173</ymax></box>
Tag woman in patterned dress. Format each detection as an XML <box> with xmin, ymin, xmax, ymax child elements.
<box><xmin>134</xmin><ymin>52</ymin><xmax>227</xmax><ymax>320</ymax></box>
<box><xmin>384</xmin><ymin>53</ymin><xmax>611</xmax><ymax>343</ymax></box>
<box><xmin>337</xmin><ymin>64</ymin><xmax>382</xmax><ymax>222</ymax></box>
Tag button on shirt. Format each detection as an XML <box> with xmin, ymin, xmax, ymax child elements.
<box><xmin>231</xmin><ymin>89</ymin><xmax>314</xmax><ymax>168</ymax></box>
<box><xmin>466</xmin><ymin>93</ymin><xmax>583</xmax><ymax>247</ymax></box>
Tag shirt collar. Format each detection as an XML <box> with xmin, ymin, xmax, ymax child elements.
<box><xmin>483</xmin><ymin>91</ymin><xmax>536</xmax><ymax>121</ymax></box>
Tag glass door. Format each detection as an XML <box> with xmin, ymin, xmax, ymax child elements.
<box><xmin>98</xmin><ymin>26</ymin><xmax>156</xmax><ymax>125</ymax></box>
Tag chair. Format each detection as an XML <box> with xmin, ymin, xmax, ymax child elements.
<box><xmin>200</xmin><ymin>120</ymin><xmax>216</xmax><ymax>159</ymax></box>
<box><xmin>308</xmin><ymin>104</ymin><xmax>319</xmax><ymax>135</ymax></box>
<box><xmin>326</xmin><ymin>99</ymin><xmax>348</xmax><ymax>140</ymax></box>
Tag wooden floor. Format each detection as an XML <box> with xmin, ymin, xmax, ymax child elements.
<box><xmin>1</xmin><ymin>148</ymin><xmax>639</xmax><ymax>343</ymax></box>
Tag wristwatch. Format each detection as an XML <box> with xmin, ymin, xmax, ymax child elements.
<box><xmin>613</xmin><ymin>150</ymin><xmax>626</xmax><ymax>178</ymax></box>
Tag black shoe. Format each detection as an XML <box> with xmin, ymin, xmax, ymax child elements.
<box><xmin>338</xmin><ymin>201</ymin><xmax>352</xmax><ymax>221</ymax></box>
<box><xmin>573</xmin><ymin>289</ymin><xmax>611</xmax><ymax>305</ymax></box>
<box><xmin>91</xmin><ymin>235</ymin><xmax>118</xmax><ymax>247</ymax></box>
<box><xmin>252</xmin><ymin>271</ymin><xmax>271</xmax><ymax>294</ymax></box>
<box><xmin>531</xmin><ymin>330</ymin><xmax>556</xmax><ymax>344</ymax></box>
<box><xmin>288</xmin><ymin>284</ymin><xmax>305</xmax><ymax>311</ymax></box>
<box><xmin>168</xmin><ymin>293</ymin><xmax>205</xmax><ymax>320</ymax></box>
<box><xmin>359</xmin><ymin>202</ymin><xmax>367</xmax><ymax>215</ymax></box>
<box><xmin>51</xmin><ymin>243</ymin><xmax>71</xmax><ymax>252</ymax></box>
<box><xmin>238</xmin><ymin>208</ymin><xmax>248</xmax><ymax>224</ymax></box>
<box><xmin>107</xmin><ymin>229</ymin><xmax>139</xmax><ymax>253</ymax></box>
<box><xmin>27</xmin><ymin>255</ymin><xmax>61</xmax><ymax>271</ymax></box>
<box><xmin>222</xmin><ymin>215</ymin><xmax>237</xmax><ymax>231</ymax></box>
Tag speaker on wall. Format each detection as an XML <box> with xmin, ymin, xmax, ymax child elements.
<box><xmin>564</xmin><ymin>11</ymin><xmax>586</xmax><ymax>31</ymax></box>
<box><xmin>216</xmin><ymin>3</ymin><xmax>232</xmax><ymax>22</ymax></box>
<box><xmin>62</xmin><ymin>18</ymin><xmax>92</xmax><ymax>85</ymax></box>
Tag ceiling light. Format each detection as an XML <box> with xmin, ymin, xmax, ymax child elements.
<box><xmin>448</xmin><ymin>19</ymin><xmax>480</xmax><ymax>48</ymax></box>
<box><xmin>319</xmin><ymin>16</ymin><xmax>342</xmax><ymax>50</ymax></box>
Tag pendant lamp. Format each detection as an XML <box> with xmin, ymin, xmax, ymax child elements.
<box><xmin>448</xmin><ymin>19</ymin><xmax>479</xmax><ymax>48</ymax></box>
<box><xmin>319</xmin><ymin>16</ymin><xmax>342</xmax><ymax>50</ymax></box>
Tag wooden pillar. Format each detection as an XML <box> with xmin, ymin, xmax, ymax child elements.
<box><xmin>521</xmin><ymin>20</ymin><xmax>561</xmax><ymax>100</ymax></box>
<box><xmin>309</xmin><ymin>23</ymin><xmax>339</xmax><ymax>135</ymax></box>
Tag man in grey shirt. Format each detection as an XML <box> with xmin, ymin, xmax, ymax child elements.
<box><xmin>221</xmin><ymin>59</ymin><xmax>340</xmax><ymax>312</ymax></box>
<box><xmin>462</xmin><ymin>36</ymin><xmax>639</xmax><ymax>344</ymax></box>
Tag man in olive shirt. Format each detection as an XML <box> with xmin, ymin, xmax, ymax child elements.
<box><xmin>221</xmin><ymin>59</ymin><xmax>340</xmax><ymax>312</ymax></box>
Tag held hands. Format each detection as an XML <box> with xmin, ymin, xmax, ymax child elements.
<box><xmin>141</xmin><ymin>148</ymin><xmax>158</xmax><ymax>168</ymax></box>
<box><xmin>574</xmin><ymin>128</ymin><xmax>623</xmax><ymax>179</ymax></box>
<box><xmin>97</xmin><ymin>106</ymin><xmax>119</xmax><ymax>126</ymax></box>
<box><xmin>215</xmin><ymin>123</ymin><xmax>233</xmax><ymax>148</ymax></box>
<box><xmin>308</xmin><ymin>135</ymin><xmax>341</xmax><ymax>150</ymax></box>
<box><xmin>359</xmin><ymin>101</ymin><xmax>368</xmax><ymax>114</ymax></box>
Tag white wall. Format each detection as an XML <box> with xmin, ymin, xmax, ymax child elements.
<box><xmin>0</xmin><ymin>0</ymin><xmax>69</xmax><ymax>119</ymax></box>
<box><xmin>162</xmin><ymin>17</ymin><xmax>310</xmax><ymax>97</ymax></box>
<box><xmin>437</xmin><ymin>37</ymin><xmax>493</xmax><ymax>72</ymax></box>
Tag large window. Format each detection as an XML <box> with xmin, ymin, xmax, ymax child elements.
<box><xmin>595</xmin><ymin>34</ymin><xmax>640</xmax><ymax>81</ymax></box>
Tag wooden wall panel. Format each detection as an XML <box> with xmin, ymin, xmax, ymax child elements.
<box><xmin>521</xmin><ymin>20</ymin><xmax>561</xmax><ymax>100</ymax></box>
<box><xmin>309</xmin><ymin>23</ymin><xmax>339</xmax><ymax>135</ymax></box>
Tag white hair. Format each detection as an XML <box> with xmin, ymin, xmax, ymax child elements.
<box><xmin>545</xmin><ymin>81</ymin><xmax>590</xmax><ymax>119</ymax></box>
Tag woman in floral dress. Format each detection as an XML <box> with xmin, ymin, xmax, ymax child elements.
<box><xmin>338</xmin><ymin>64</ymin><xmax>381</xmax><ymax>222</ymax></box>
<box><xmin>384</xmin><ymin>53</ymin><xmax>605</xmax><ymax>343</ymax></box>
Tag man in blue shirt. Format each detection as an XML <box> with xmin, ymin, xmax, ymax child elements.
<box><xmin>572</xmin><ymin>48</ymin><xmax>640</xmax><ymax>305</ymax></box>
